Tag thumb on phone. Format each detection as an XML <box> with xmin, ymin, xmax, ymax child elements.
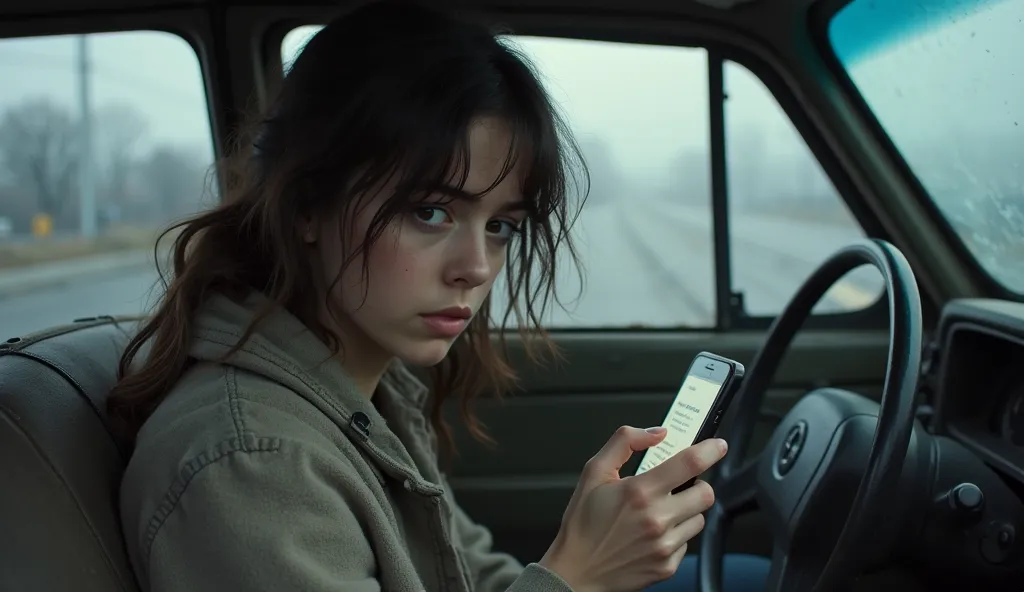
<box><xmin>583</xmin><ymin>425</ymin><xmax>667</xmax><ymax>485</ymax></box>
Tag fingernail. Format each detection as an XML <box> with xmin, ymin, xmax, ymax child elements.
<box><xmin>716</xmin><ymin>438</ymin><xmax>728</xmax><ymax>453</ymax></box>
<box><xmin>646</xmin><ymin>426</ymin><xmax>667</xmax><ymax>435</ymax></box>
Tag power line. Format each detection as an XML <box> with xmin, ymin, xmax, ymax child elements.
<box><xmin>0</xmin><ymin>47</ymin><xmax>204</xmax><ymax>106</ymax></box>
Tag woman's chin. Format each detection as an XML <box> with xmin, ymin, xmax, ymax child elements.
<box><xmin>394</xmin><ymin>338</ymin><xmax>457</xmax><ymax>368</ymax></box>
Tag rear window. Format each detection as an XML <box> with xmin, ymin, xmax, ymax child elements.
<box><xmin>0</xmin><ymin>31</ymin><xmax>215</xmax><ymax>338</ymax></box>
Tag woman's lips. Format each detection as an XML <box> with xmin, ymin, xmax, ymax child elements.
<box><xmin>419</xmin><ymin>314</ymin><xmax>469</xmax><ymax>337</ymax></box>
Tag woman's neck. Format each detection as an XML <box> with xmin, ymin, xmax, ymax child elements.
<box><xmin>328</xmin><ymin>318</ymin><xmax>392</xmax><ymax>399</ymax></box>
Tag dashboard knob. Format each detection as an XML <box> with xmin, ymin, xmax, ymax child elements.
<box><xmin>947</xmin><ymin>482</ymin><xmax>985</xmax><ymax>515</ymax></box>
<box><xmin>980</xmin><ymin>521</ymin><xmax>1017</xmax><ymax>565</ymax></box>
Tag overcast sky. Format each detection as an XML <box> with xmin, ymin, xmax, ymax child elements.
<box><xmin>0</xmin><ymin>0</ymin><xmax>1019</xmax><ymax>192</ymax></box>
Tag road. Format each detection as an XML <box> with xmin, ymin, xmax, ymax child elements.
<box><xmin>1</xmin><ymin>265</ymin><xmax>164</xmax><ymax>338</ymax></box>
<box><xmin>0</xmin><ymin>201</ymin><xmax>882</xmax><ymax>338</ymax></box>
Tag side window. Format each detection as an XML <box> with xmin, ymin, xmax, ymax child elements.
<box><xmin>0</xmin><ymin>32</ymin><xmax>214</xmax><ymax>338</ymax></box>
<box><xmin>279</xmin><ymin>28</ymin><xmax>880</xmax><ymax>329</ymax></box>
<box><xmin>724</xmin><ymin>61</ymin><xmax>883</xmax><ymax>316</ymax></box>
<box><xmin>501</xmin><ymin>37</ymin><xmax>715</xmax><ymax>328</ymax></box>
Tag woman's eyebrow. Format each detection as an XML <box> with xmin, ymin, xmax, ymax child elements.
<box><xmin>497</xmin><ymin>200</ymin><xmax>529</xmax><ymax>213</ymax></box>
<box><xmin>428</xmin><ymin>185</ymin><xmax>528</xmax><ymax>212</ymax></box>
<box><xmin>426</xmin><ymin>185</ymin><xmax>476</xmax><ymax>201</ymax></box>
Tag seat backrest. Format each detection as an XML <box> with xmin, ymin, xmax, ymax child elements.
<box><xmin>0</xmin><ymin>317</ymin><xmax>142</xmax><ymax>592</ymax></box>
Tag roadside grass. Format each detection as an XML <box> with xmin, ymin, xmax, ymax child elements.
<box><xmin>0</xmin><ymin>225</ymin><xmax>178</xmax><ymax>270</ymax></box>
<box><xmin>743</xmin><ymin>201</ymin><xmax>857</xmax><ymax>227</ymax></box>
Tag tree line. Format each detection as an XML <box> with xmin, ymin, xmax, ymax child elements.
<box><xmin>0</xmin><ymin>98</ymin><xmax>210</xmax><ymax>236</ymax></box>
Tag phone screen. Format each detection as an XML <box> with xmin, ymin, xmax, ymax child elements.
<box><xmin>635</xmin><ymin>362</ymin><xmax>727</xmax><ymax>475</ymax></box>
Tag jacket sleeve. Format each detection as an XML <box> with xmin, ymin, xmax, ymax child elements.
<box><xmin>442</xmin><ymin>477</ymin><xmax>574</xmax><ymax>592</ymax></box>
<box><xmin>140</xmin><ymin>439</ymin><xmax>387</xmax><ymax>592</ymax></box>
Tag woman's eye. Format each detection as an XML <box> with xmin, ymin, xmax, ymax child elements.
<box><xmin>487</xmin><ymin>219</ymin><xmax>521</xmax><ymax>239</ymax></box>
<box><xmin>413</xmin><ymin>206</ymin><xmax>450</xmax><ymax>226</ymax></box>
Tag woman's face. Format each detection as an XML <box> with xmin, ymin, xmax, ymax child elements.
<box><xmin>310</xmin><ymin>117</ymin><xmax>528</xmax><ymax>380</ymax></box>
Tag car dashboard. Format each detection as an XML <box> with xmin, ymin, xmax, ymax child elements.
<box><xmin>932</xmin><ymin>298</ymin><xmax>1024</xmax><ymax>489</ymax></box>
<box><xmin>901</xmin><ymin>298</ymin><xmax>1024</xmax><ymax>586</ymax></box>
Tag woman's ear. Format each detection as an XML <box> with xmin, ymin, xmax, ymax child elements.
<box><xmin>297</xmin><ymin>214</ymin><xmax>317</xmax><ymax>244</ymax></box>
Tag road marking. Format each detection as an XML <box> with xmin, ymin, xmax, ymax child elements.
<box><xmin>824</xmin><ymin>281</ymin><xmax>880</xmax><ymax>310</ymax></box>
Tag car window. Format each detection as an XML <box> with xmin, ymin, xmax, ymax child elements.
<box><xmin>829</xmin><ymin>0</ymin><xmax>1024</xmax><ymax>294</ymax></box>
<box><xmin>0</xmin><ymin>31</ymin><xmax>215</xmax><ymax>339</ymax></box>
<box><xmin>724</xmin><ymin>61</ymin><xmax>882</xmax><ymax>316</ymax></box>
<box><xmin>282</xmin><ymin>27</ymin><xmax>878</xmax><ymax>329</ymax></box>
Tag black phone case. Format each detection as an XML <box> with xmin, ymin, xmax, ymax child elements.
<box><xmin>669</xmin><ymin>352</ymin><xmax>745</xmax><ymax>494</ymax></box>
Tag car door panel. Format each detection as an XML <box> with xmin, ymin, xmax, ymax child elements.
<box><xmin>443</xmin><ymin>329</ymin><xmax>889</xmax><ymax>561</ymax></box>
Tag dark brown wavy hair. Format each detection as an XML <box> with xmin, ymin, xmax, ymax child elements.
<box><xmin>106</xmin><ymin>0</ymin><xmax>587</xmax><ymax>457</ymax></box>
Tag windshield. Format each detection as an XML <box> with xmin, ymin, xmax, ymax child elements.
<box><xmin>829</xmin><ymin>0</ymin><xmax>1024</xmax><ymax>293</ymax></box>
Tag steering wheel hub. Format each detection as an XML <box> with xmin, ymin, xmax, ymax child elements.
<box><xmin>775</xmin><ymin>420</ymin><xmax>807</xmax><ymax>477</ymax></box>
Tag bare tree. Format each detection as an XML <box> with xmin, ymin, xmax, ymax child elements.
<box><xmin>579</xmin><ymin>138</ymin><xmax>621</xmax><ymax>206</ymax></box>
<box><xmin>727</xmin><ymin>124</ymin><xmax>765</xmax><ymax>207</ymax></box>
<box><xmin>0</xmin><ymin>99</ymin><xmax>79</xmax><ymax>220</ymax></box>
<box><xmin>94</xmin><ymin>102</ymin><xmax>149</xmax><ymax>208</ymax></box>
<box><xmin>140</xmin><ymin>145</ymin><xmax>206</xmax><ymax>221</ymax></box>
<box><xmin>668</xmin><ymin>150</ymin><xmax>710</xmax><ymax>205</ymax></box>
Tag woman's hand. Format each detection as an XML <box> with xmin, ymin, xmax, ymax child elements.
<box><xmin>539</xmin><ymin>426</ymin><xmax>727</xmax><ymax>592</ymax></box>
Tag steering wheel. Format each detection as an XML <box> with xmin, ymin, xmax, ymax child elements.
<box><xmin>697</xmin><ymin>239</ymin><xmax>923</xmax><ymax>592</ymax></box>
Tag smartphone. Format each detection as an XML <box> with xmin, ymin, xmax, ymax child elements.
<box><xmin>634</xmin><ymin>352</ymin><xmax>744</xmax><ymax>494</ymax></box>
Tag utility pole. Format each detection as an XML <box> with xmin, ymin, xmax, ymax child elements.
<box><xmin>77</xmin><ymin>34</ymin><xmax>97</xmax><ymax>238</ymax></box>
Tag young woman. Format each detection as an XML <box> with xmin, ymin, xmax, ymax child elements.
<box><xmin>108</xmin><ymin>2</ymin><xmax>770</xmax><ymax>590</ymax></box>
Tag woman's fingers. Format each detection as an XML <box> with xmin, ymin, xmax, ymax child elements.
<box><xmin>665</xmin><ymin>478</ymin><xmax>717</xmax><ymax>523</ymax></box>
<box><xmin>639</xmin><ymin>439</ymin><xmax>728</xmax><ymax>494</ymax></box>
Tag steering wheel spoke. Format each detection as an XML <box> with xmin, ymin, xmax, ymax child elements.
<box><xmin>715</xmin><ymin>456</ymin><xmax>759</xmax><ymax>516</ymax></box>
<box><xmin>765</xmin><ymin>543</ymin><xmax>838</xmax><ymax>592</ymax></box>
